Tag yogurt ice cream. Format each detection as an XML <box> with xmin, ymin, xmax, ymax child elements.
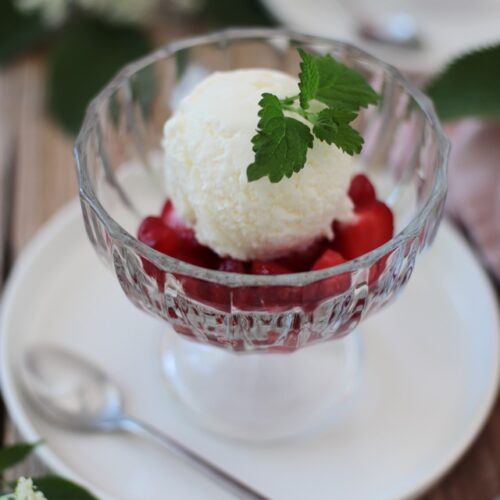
<box><xmin>162</xmin><ymin>69</ymin><xmax>354</xmax><ymax>261</ymax></box>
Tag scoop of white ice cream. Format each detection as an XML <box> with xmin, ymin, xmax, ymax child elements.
<box><xmin>163</xmin><ymin>69</ymin><xmax>354</xmax><ymax>261</ymax></box>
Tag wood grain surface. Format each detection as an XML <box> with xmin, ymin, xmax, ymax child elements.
<box><xmin>0</xmin><ymin>19</ymin><xmax>499</xmax><ymax>500</ymax></box>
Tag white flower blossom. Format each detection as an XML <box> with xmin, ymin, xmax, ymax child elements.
<box><xmin>0</xmin><ymin>477</ymin><xmax>47</xmax><ymax>500</ymax></box>
<box><xmin>15</xmin><ymin>0</ymin><xmax>161</xmax><ymax>25</ymax></box>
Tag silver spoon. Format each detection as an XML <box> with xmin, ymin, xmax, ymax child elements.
<box><xmin>20</xmin><ymin>344</ymin><xmax>267</xmax><ymax>500</ymax></box>
<box><xmin>357</xmin><ymin>13</ymin><xmax>422</xmax><ymax>49</ymax></box>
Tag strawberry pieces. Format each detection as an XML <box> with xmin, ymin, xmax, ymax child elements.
<box><xmin>218</xmin><ymin>258</ymin><xmax>247</xmax><ymax>273</ymax></box>
<box><xmin>277</xmin><ymin>238</ymin><xmax>328</xmax><ymax>272</ymax></box>
<box><xmin>348</xmin><ymin>173</ymin><xmax>376</xmax><ymax>207</ymax></box>
<box><xmin>159</xmin><ymin>200</ymin><xmax>219</xmax><ymax>269</ymax></box>
<box><xmin>311</xmin><ymin>249</ymin><xmax>346</xmax><ymax>270</ymax></box>
<box><xmin>138</xmin><ymin>216</ymin><xmax>180</xmax><ymax>256</ymax></box>
<box><xmin>251</xmin><ymin>261</ymin><xmax>291</xmax><ymax>275</ymax></box>
<box><xmin>334</xmin><ymin>200</ymin><xmax>394</xmax><ymax>260</ymax></box>
<box><xmin>306</xmin><ymin>249</ymin><xmax>351</xmax><ymax>301</ymax></box>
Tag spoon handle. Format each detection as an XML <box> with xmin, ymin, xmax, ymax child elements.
<box><xmin>118</xmin><ymin>417</ymin><xmax>267</xmax><ymax>500</ymax></box>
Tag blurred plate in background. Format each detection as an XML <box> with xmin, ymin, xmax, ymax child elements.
<box><xmin>262</xmin><ymin>0</ymin><xmax>500</xmax><ymax>73</ymax></box>
<box><xmin>0</xmin><ymin>200</ymin><xmax>499</xmax><ymax>499</ymax></box>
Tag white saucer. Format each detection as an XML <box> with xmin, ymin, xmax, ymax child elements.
<box><xmin>262</xmin><ymin>0</ymin><xmax>500</xmax><ymax>73</ymax></box>
<box><xmin>1</xmin><ymin>201</ymin><xmax>499</xmax><ymax>500</ymax></box>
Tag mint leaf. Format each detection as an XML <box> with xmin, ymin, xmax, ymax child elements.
<box><xmin>247</xmin><ymin>49</ymin><xmax>378</xmax><ymax>183</ymax></box>
<box><xmin>330</xmin><ymin>123</ymin><xmax>364</xmax><ymax>155</ymax></box>
<box><xmin>298</xmin><ymin>48</ymin><xmax>319</xmax><ymax>109</ymax></box>
<box><xmin>315</xmin><ymin>53</ymin><xmax>379</xmax><ymax>110</ymax></box>
<box><xmin>426</xmin><ymin>43</ymin><xmax>500</xmax><ymax>121</ymax></box>
<box><xmin>312</xmin><ymin>108</ymin><xmax>363</xmax><ymax>154</ymax></box>
<box><xmin>312</xmin><ymin>108</ymin><xmax>355</xmax><ymax>141</ymax></box>
<box><xmin>247</xmin><ymin>93</ymin><xmax>313</xmax><ymax>183</ymax></box>
<box><xmin>33</xmin><ymin>476</ymin><xmax>98</xmax><ymax>500</ymax></box>
<box><xmin>0</xmin><ymin>442</ymin><xmax>39</xmax><ymax>472</ymax></box>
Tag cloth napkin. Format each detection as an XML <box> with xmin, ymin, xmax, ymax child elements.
<box><xmin>445</xmin><ymin>120</ymin><xmax>500</xmax><ymax>282</ymax></box>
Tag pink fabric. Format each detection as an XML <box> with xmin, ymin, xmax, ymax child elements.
<box><xmin>445</xmin><ymin>120</ymin><xmax>500</xmax><ymax>282</ymax></box>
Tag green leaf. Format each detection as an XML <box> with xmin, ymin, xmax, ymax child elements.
<box><xmin>298</xmin><ymin>48</ymin><xmax>319</xmax><ymax>109</ymax></box>
<box><xmin>312</xmin><ymin>108</ymin><xmax>353</xmax><ymax>142</ymax></box>
<box><xmin>0</xmin><ymin>0</ymin><xmax>51</xmax><ymax>66</ymax></box>
<box><xmin>426</xmin><ymin>43</ymin><xmax>500</xmax><ymax>121</ymax></box>
<box><xmin>312</xmin><ymin>108</ymin><xmax>362</xmax><ymax>154</ymax></box>
<box><xmin>0</xmin><ymin>442</ymin><xmax>39</xmax><ymax>472</ymax></box>
<box><xmin>201</xmin><ymin>0</ymin><xmax>275</xmax><ymax>26</ymax></box>
<box><xmin>33</xmin><ymin>476</ymin><xmax>98</xmax><ymax>500</ymax></box>
<box><xmin>247</xmin><ymin>93</ymin><xmax>313</xmax><ymax>183</ymax></box>
<box><xmin>46</xmin><ymin>18</ymin><xmax>152</xmax><ymax>135</ymax></box>
<box><xmin>314</xmin><ymin>53</ymin><xmax>379</xmax><ymax>110</ymax></box>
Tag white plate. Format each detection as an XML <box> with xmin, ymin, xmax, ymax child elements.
<box><xmin>1</xmin><ymin>201</ymin><xmax>499</xmax><ymax>500</ymax></box>
<box><xmin>262</xmin><ymin>0</ymin><xmax>500</xmax><ymax>73</ymax></box>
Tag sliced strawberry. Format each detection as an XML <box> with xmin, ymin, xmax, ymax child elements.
<box><xmin>333</xmin><ymin>201</ymin><xmax>394</xmax><ymax>260</ymax></box>
<box><xmin>277</xmin><ymin>238</ymin><xmax>328</xmax><ymax>272</ymax></box>
<box><xmin>138</xmin><ymin>216</ymin><xmax>179</xmax><ymax>256</ymax></box>
<box><xmin>232</xmin><ymin>261</ymin><xmax>297</xmax><ymax>310</ymax></box>
<box><xmin>160</xmin><ymin>201</ymin><xmax>220</xmax><ymax>269</ymax></box>
<box><xmin>218</xmin><ymin>258</ymin><xmax>247</xmax><ymax>273</ymax></box>
<box><xmin>251</xmin><ymin>261</ymin><xmax>291</xmax><ymax>275</ymax></box>
<box><xmin>348</xmin><ymin>174</ymin><xmax>376</xmax><ymax>207</ymax></box>
<box><xmin>305</xmin><ymin>249</ymin><xmax>351</xmax><ymax>301</ymax></box>
<box><xmin>311</xmin><ymin>249</ymin><xmax>346</xmax><ymax>270</ymax></box>
<box><xmin>181</xmin><ymin>276</ymin><xmax>230</xmax><ymax>312</ymax></box>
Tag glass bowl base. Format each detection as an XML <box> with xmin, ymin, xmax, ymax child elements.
<box><xmin>161</xmin><ymin>331</ymin><xmax>363</xmax><ymax>442</ymax></box>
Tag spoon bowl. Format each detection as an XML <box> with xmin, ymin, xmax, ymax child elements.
<box><xmin>20</xmin><ymin>344</ymin><xmax>265</xmax><ymax>499</ymax></box>
<box><xmin>21</xmin><ymin>345</ymin><xmax>123</xmax><ymax>432</ymax></box>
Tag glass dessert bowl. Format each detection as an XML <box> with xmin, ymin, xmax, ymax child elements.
<box><xmin>74</xmin><ymin>29</ymin><xmax>449</xmax><ymax>441</ymax></box>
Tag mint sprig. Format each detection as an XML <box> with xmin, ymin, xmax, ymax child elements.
<box><xmin>247</xmin><ymin>49</ymin><xmax>379</xmax><ymax>183</ymax></box>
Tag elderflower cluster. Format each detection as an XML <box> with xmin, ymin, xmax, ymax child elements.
<box><xmin>0</xmin><ymin>477</ymin><xmax>47</xmax><ymax>500</ymax></box>
<box><xmin>15</xmin><ymin>0</ymin><xmax>161</xmax><ymax>25</ymax></box>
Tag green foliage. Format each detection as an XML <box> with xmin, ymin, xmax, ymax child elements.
<box><xmin>33</xmin><ymin>476</ymin><xmax>98</xmax><ymax>500</ymax></box>
<box><xmin>247</xmin><ymin>48</ymin><xmax>379</xmax><ymax>183</ymax></box>
<box><xmin>46</xmin><ymin>18</ymin><xmax>152</xmax><ymax>135</ymax></box>
<box><xmin>0</xmin><ymin>442</ymin><xmax>97</xmax><ymax>500</ymax></box>
<box><xmin>426</xmin><ymin>43</ymin><xmax>500</xmax><ymax>121</ymax></box>
<box><xmin>312</xmin><ymin>108</ymin><xmax>363</xmax><ymax>154</ymax></box>
<box><xmin>312</xmin><ymin>52</ymin><xmax>379</xmax><ymax>110</ymax></box>
<box><xmin>247</xmin><ymin>93</ymin><xmax>314</xmax><ymax>182</ymax></box>
<box><xmin>0</xmin><ymin>0</ymin><xmax>51</xmax><ymax>66</ymax></box>
<box><xmin>298</xmin><ymin>49</ymin><xmax>319</xmax><ymax>109</ymax></box>
<box><xmin>0</xmin><ymin>442</ymin><xmax>39</xmax><ymax>472</ymax></box>
<box><xmin>201</xmin><ymin>0</ymin><xmax>275</xmax><ymax>26</ymax></box>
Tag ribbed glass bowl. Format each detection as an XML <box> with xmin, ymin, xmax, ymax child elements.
<box><xmin>74</xmin><ymin>29</ymin><xmax>448</xmax><ymax>440</ymax></box>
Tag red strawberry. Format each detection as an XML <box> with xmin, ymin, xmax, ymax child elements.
<box><xmin>307</xmin><ymin>249</ymin><xmax>351</xmax><ymax>301</ymax></box>
<box><xmin>277</xmin><ymin>238</ymin><xmax>328</xmax><ymax>272</ymax></box>
<box><xmin>333</xmin><ymin>201</ymin><xmax>394</xmax><ymax>260</ymax></box>
<box><xmin>138</xmin><ymin>216</ymin><xmax>179</xmax><ymax>256</ymax></box>
<box><xmin>311</xmin><ymin>249</ymin><xmax>346</xmax><ymax>270</ymax></box>
<box><xmin>251</xmin><ymin>261</ymin><xmax>291</xmax><ymax>275</ymax></box>
<box><xmin>218</xmin><ymin>258</ymin><xmax>247</xmax><ymax>273</ymax></box>
<box><xmin>348</xmin><ymin>174</ymin><xmax>376</xmax><ymax>207</ymax></box>
<box><xmin>160</xmin><ymin>200</ymin><xmax>219</xmax><ymax>269</ymax></box>
<box><xmin>181</xmin><ymin>276</ymin><xmax>230</xmax><ymax>312</ymax></box>
<box><xmin>232</xmin><ymin>261</ymin><xmax>296</xmax><ymax>310</ymax></box>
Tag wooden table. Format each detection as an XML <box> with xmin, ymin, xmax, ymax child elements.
<box><xmin>1</xmin><ymin>22</ymin><xmax>499</xmax><ymax>500</ymax></box>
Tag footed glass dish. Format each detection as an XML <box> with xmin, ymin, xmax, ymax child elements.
<box><xmin>74</xmin><ymin>29</ymin><xmax>449</xmax><ymax>441</ymax></box>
